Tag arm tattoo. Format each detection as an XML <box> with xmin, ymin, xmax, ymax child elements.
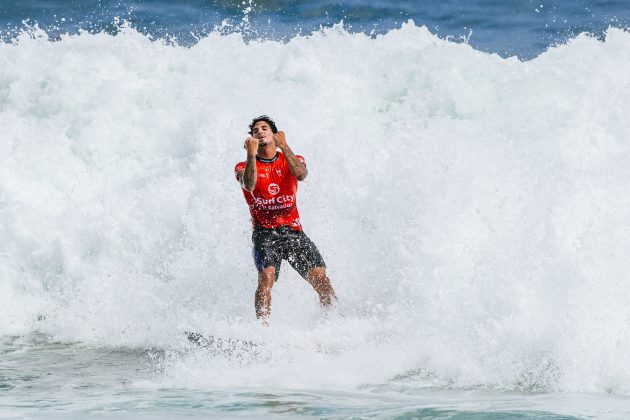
<box><xmin>242</xmin><ymin>154</ymin><xmax>257</xmax><ymax>191</ymax></box>
<box><xmin>279</xmin><ymin>145</ymin><xmax>308</xmax><ymax>181</ymax></box>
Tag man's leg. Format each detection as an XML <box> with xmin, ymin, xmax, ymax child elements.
<box><xmin>255</xmin><ymin>266</ymin><xmax>276</xmax><ymax>320</ymax></box>
<box><xmin>305</xmin><ymin>267</ymin><xmax>337</xmax><ymax>307</ymax></box>
<box><xmin>284</xmin><ymin>229</ymin><xmax>336</xmax><ymax>308</ymax></box>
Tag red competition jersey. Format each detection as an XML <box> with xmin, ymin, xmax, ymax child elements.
<box><xmin>234</xmin><ymin>151</ymin><xmax>306</xmax><ymax>231</ymax></box>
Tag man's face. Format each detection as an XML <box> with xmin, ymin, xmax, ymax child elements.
<box><xmin>252</xmin><ymin>121</ymin><xmax>274</xmax><ymax>146</ymax></box>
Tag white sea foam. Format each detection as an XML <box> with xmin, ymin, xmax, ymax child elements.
<box><xmin>2</xmin><ymin>22</ymin><xmax>630</xmax><ymax>394</ymax></box>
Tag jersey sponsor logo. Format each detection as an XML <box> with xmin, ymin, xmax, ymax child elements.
<box><xmin>268</xmin><ymin>183</ymin><xmax>280</xmax><ymax>195</ymax></box>
<box><xmin>252</xmin><ymin>194</ymin><xmax>295</xmax><ymax>210</ymax></box>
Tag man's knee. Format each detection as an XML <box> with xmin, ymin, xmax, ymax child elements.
<box><xmin>258</xmin><ymin>267</ymin><xmax>276</xmax><ymax>290</ymax></box>
<box><xmin>306</xmin><ymin>267</ymin><xmax>328</xmax><ymax>284</ymax></box>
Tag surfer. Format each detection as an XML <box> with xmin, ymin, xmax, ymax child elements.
<box><xmin>235</xmin><ymin>116</ymin><xmax>337</xmax><ymax>321</ymax></box>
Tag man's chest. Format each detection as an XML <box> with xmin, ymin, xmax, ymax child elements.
<box><xmin>257</xmin><ymin>163</ymin><xmax>288</xmax><ymax>183</ymax></box>
<box><xmin>254</xmin><ymin>162</ymin><xmax>295</xmax><ymax>197</ymax></box>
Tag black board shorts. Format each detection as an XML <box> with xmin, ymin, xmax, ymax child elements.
<box><xmin>252</xmin><ymin>226</ymin><xmax>326</xmax><ymax>281</ymax></box>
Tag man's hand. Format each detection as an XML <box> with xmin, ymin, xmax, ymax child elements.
<box><xmin>272</xmin><ymin>130</ymin><xmax>307</xmax><ymax>181</ymax></box>
<box><xmin>273</xmin><ymin>131</ymin><xmax>287</xmax><ymax>150</ymax></box>
<box><xmin>244</xmin><ymin>136</ymin><xmax>259</xmax><ymax>156</ymax></box>
<box><xmin>241</xmin><ymin>138</ymin><xmax>258</xmax><ymax>191</ymax></box>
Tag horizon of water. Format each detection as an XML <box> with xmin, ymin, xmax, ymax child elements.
<box><xmin>2</xmin><ymin>1</ymin><xmax>630</xmax><ymax>418</ymax></box>
<box><xmin>1</xmin><ymin>0</ymin><xmax>630</xmax><ymax>59</ymax></box>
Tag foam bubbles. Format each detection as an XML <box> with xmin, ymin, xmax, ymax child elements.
<box><xmin>1</xmin><ymin>23</ymin><xmax>630</xmax><ymax>394</ymax></box>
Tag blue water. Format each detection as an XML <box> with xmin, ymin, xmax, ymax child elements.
<box><xmin>3</xmin><ymin>1</ymin><xmax>630</xmax><ymax>419</ymax></box>
<box><xmin>1</xmin><ymin>0</ymin><xmax>629</xmax><ymax>59</ymax></box>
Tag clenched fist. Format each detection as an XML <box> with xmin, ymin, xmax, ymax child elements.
<box><xmin>244</xmin><ymin>136</ymin><xmax>259</xmax><ymax>156</ymax></box>
<box><xmin>273</xmin><ymin>131</ymin><xmax>287</xmax><ymax>149</ymax></box>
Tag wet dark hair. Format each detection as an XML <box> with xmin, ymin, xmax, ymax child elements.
<box><xmin>248</xmin><ymin>115</ymin><xmax>278</xmax><ymax>135</ymax></box>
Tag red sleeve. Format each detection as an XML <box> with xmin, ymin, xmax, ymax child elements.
<box><xmin>296</xmin><ymin>155</ymin><xmax>306</xmax><ymax>168</ymax></box>
<box><xmin>234</xmin><ymin>162</ymin><xmax>246</xmax><ymax>180</ymax></box>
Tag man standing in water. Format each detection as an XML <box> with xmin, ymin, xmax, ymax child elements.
<box><xmin>234</xmin><ymin>116</ymin><xmax>337</xmax><ymax>321</ymax></box>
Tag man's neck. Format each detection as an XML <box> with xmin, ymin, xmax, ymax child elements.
<box><xmin>257</xmin><ymin>144</ymin><xmax>278</xmax><ymax>160</ymax></box>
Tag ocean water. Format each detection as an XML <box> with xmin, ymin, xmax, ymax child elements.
<box><xmin>2</xmin><ymin>0</ymin><xmax>630</xmax><ymax>58</ymax></box>
<box><xmin>2</xmin><ymin>1</ymin><xmax>630</xmax><ymax>418</ymax></box>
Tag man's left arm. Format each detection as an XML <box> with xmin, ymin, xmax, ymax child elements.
<box><xmin>273</xmin><ymin>131</ymin><xmax>308</xmax><ymax>181</ymax></box>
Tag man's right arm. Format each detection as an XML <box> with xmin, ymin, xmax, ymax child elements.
<box><xmin>237</xmin><ymin>136</ymin><xmax>259</xmax><ymax>192</ymax></box>
<box><xmin>241</xmin><ymin>154</ymin><xmax>257</xmax><ymax>191</ymax></box>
